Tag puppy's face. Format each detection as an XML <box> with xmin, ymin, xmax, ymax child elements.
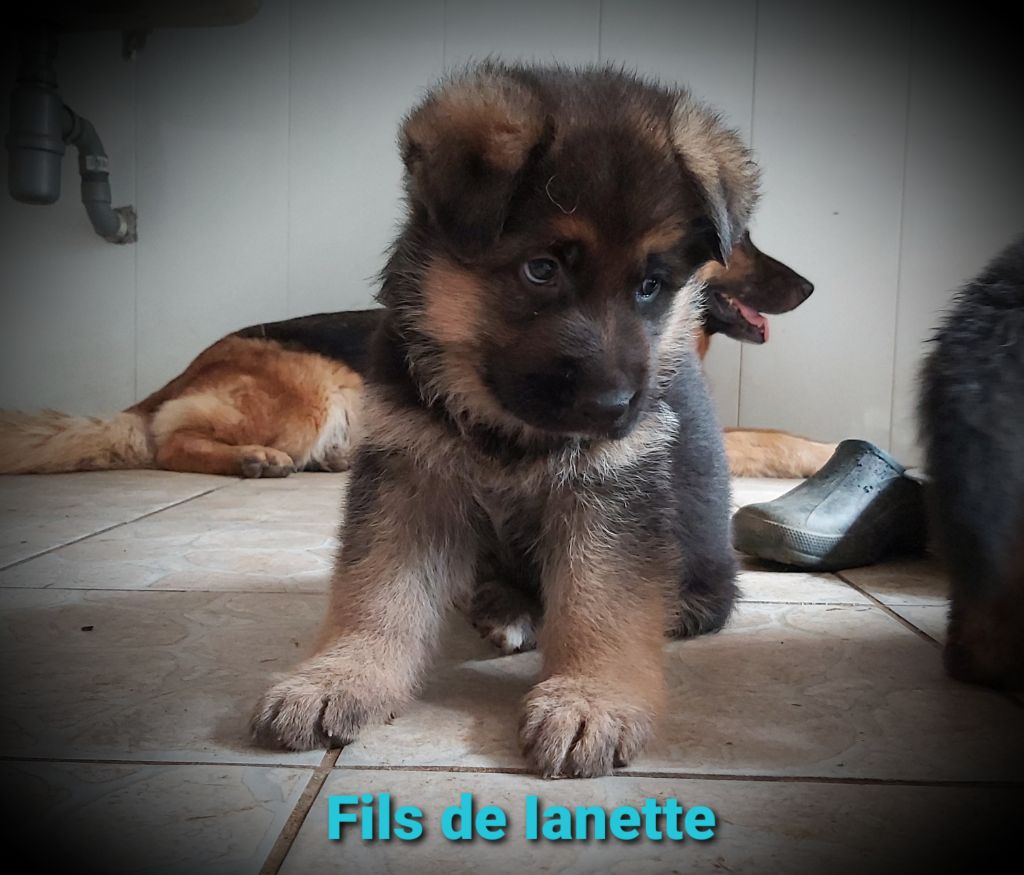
<box><xmin>393</xmin><ymin>66</ymin><xmax>760</xmax><ymax>440</ymax></box>
<box><xmin>447</xmin><ymin>213</ymin><xmax>709</xmax><ymax>440</ymax></box>
<box><xmin>700</xmin><ymin>232</ymin><xmax>814</xmax><ymax>344</ymax></box>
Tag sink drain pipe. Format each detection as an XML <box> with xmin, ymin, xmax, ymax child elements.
<box><xmin>6</xmin><ymin>29</ymin><xmax>137</xmax><ymax>244</ymax></box>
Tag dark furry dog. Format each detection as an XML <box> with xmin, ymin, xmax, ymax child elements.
<box><xmin>919</xmin><ymin>234</ymin><xmax>1024</xmax><ymax>690</ymax></box>
<box><xmin>251</xmin><ymin>63</ymin><xmax>760</xmax><ymax>777</ymax></box>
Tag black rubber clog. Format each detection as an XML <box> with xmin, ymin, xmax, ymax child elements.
<box><xmin>732</xmin><ymin>439</ymin><xmax>928</xmax><ymax>571</ymax></box>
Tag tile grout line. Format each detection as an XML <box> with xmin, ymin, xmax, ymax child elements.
<box><xmin>0</xmin><ymin>754</ymin><xmax>318</xmax><ymax>769</ymax></box>
<box><xmin>832</xmin><ymin>571</ymin><xmax>941</xmax><ymax>649</ymax></box>
<box><xmin>329</xmin><ymin>763</ymin><xmax>1024</xmax><ymax>789</ymax></box>
<box><xmin>0</xmin><ymin>585</ymin><xmax>330</xmax><ymax>594</ymax></box>
<box><xmin>0</xmin><ymin>583</ymin><xmax>871</xmax><ymax>606</ymax></box>
<box><xmin>740</xmin><ymin>597</ymin><xmax>873</xmax><ymax>607</ymax></box>
<box><xmin>258</xmin><ymin>748</ymin><xmax>340</xmax><ymax>875</ymax></box>
<box><xmin>815</xmin><ymin>571</ymin><xmax>893</xmax><ymax>607</ymax></box>
<box><xmin>611</xmin><ymin>770</ymin><xmax>1024</xmax><ymax>788</ymax></box>
<box><xmin>834</xmin><ymin>575</ymin><xmax>1023</xmax><ymax>712</ymax></box>
<box><xmin>0</xmin><ymin>483</ymin><xmax>237</xmax><ymax>573</ymax></box>
<box><xmin>1</xmin><ymin>753</ymin><xmax>1021</xmax><ymax>790</ymax></box>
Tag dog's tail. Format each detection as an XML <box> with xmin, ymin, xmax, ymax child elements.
<box><xmin>724</xmin><ymin>428</ymin><xmax>836</xmax><ymax>479</ymax></box>
<box><xmin>0</xmin><ymin>410</ymin><xmax>153</xmax><ymax>474</ymax></box>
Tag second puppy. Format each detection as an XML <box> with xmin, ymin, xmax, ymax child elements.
<box><xmin>252</xmin><ymin>63</ymin><xmax>760</xmax><ymax>777</ymax></box>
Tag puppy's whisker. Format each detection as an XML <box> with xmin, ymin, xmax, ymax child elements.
<box><xmin>545</xmin><ymin>175</ymin><xmax>578</xmax><ymax>215</ymax></box>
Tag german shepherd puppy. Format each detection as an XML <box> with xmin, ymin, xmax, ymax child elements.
<box><xmin>248</xmin><ymin>63</ymin><xmax>759</xmax><ymax>777</ymax></box>
<box><xmin>0</xmin><ymin>235</ymin><xmax>824</xmax><ymax>479</ymax></box>
<box><xmin>919</xmin><ymin>235</ymin><xmax>1024</xmax><ymax>690</ymax></box>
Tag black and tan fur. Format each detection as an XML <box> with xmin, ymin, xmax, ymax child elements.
<box><xmin>919</xmin><ymin>235</ymin><xmax>1024</xmax><ymax>690</ymax></box>
<box><xmin>249</xmin><ymin>62</ymin><xmax>760</xmax><ymax>777</ymax></box>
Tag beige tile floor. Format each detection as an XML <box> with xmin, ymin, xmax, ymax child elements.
<box><xmin>0</xmin><ymin>471</ymin><xmax>1020</xmax><ymax>874</ymax></box>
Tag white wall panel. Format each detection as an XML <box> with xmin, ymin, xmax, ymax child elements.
<box><xmin>599</xmin><ymin>1</ymin><xmax>755</xmax><ymax>137</ymax></box>
<box><xmin>288</xmin><ymin>0</ymin><xmax>444</xmax><ymax>316</ymax></box>
<box><xmin>739</xmin><ymin>1</ymin><xmax>912</xmax><ymax>449</ymax></box>
<box><xmin>134</xmin><ymin>0</ymin><xmax>290</xmax><ymax>399</ymax></box>
<box><xmin>443</xmin><ymin>0</ymin><xmax>599</xmax><ymax>68</ymax></box>
<box><xmin>0</xmin><ymin>31</ymin><xmax>137</xmax><ymax>414</ymax></box>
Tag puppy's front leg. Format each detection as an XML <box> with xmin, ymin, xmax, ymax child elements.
<box><xmin>252</xmin><ymin>450</ymin><xmax>474</xmax><ymax>750</ymax></box>
<box><xmin>520</xmin><ymin>490</ymin><xmax>673</xmax><ymax>778</ymax></box>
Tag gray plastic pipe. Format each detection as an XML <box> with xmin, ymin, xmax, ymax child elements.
<box><xmin>61</xmin><ymin>106</ymin><xmax>137</xmax><ymax>243</ymax></box>
<box><xmin>6</xmin><ymin>28</ymin><xmax>137</xmax><ymax>244</ymax></box>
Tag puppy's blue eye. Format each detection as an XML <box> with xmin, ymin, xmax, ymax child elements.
<box><xmin>636</xmin><ymin>276</ymin><xmax>662</xmax><ymax>302</ymax></box>
<box><xmin>523</xmin><ymin>257</ymin><xmax>559</xmax><ymax>285</ymax></box>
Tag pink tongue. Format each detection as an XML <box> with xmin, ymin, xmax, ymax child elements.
<box><xmin>733</xmin><ymin>299</ymin><xmax>770</xmax><ymax>342</ymax></box>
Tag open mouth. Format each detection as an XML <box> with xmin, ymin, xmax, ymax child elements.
<box><xmin>713</xmin><ymin>292</ymin><xmax>770</xmax><ymax>344</ymax></box>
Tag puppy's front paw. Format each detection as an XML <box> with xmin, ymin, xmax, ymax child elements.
<box><xmin>250</xmin><ymin>657</ymin><xmax>396</xmax><ymax>751</ymax></box>
<box><xmin>518</xmin><ymin>676</ymin><xmax>654</xmax><ymax>778</ymax></box>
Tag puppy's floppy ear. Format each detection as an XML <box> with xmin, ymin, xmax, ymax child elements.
<box><xmin>670</xmin><ymin>92</ymin><xmax>761</xmax><ymax>266</ymax></box>
<box><xmin>400</xmin><ymin>67</ymin><xmax>552</xmax><ymax>255</ymax></box>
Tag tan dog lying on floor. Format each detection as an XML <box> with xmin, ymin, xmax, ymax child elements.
<box><xmin>0</xmin><ymin>232</ymin><xmax>831</xmax><ymax>480</ymax></box>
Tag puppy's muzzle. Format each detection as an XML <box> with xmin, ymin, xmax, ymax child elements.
<box><xmin>576</xmin><ymin>387</ymin><xmax>639</xmax><ymax>433</ymax></box>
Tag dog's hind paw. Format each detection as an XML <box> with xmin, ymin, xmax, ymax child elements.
<box><xmin>466</xmin><ymin>579</ymin><xmax>540</xmax><ymax>654</ymax></box>
<box><xmin>476</xmin><ymin>614</ymin><xmax>537</xmax><ymax>654</ymax></box>
<box><xmin>239</xmin><ymin>446</ymin><xmax>295</xmax><ymax>479</ymax></box>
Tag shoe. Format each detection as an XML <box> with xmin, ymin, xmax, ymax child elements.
<box><xmin>732</xmin><ymin>439</ymin><xmax>927</xmax><ymax>571</ymax></box>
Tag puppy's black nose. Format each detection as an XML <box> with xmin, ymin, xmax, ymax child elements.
<box><xmin>579</xmin><ymin>388</ymin><xmax>636</xmax><ymax>428</ymax></box>
<box><xmin>800</xmin><ymin>279</ymin><xmax>814</xmax><ymax>300</ymax></box>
